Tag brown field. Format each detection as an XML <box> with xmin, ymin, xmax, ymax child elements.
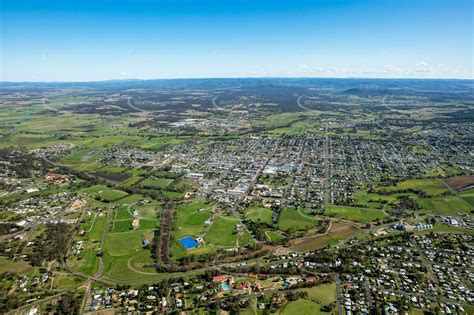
<box><xmin>291</xmin><ymin>222</ymin><xmax>359</xmax><ymax>252</ymax></box>
<box><xmin>445</xmin><ymin>175</ymin><xmax>474</xmax><ymax>191</ymax></box>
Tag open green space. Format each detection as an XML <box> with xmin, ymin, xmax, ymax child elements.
<box><xmin>280</xmin><ymin>299</ymin><xmax>328</xmax><ymax>315</ymax></box>
<box><xmin>140</xmin><ymin>178</ymin><xmax>174</xmax><ymax>189</ymax></box>
<box><xmin>324</xmin><ymin>205</ymin><xmax>387</xmax><ymax>223</ymax></box>
<box><xmin>112</xmin><ymin>220</ymin><xmax>132</xmax><ymax>233</ymax></box>
<box><xmin>301</xmin><ymin>282</ymin><xmax>336</xmax><ymax>305</ymax></box>
<box><xmin>417</xmin><ymin>195</ymin><xmax>471</xmax><ymax>215</ymax></box>
<box><xmin>265</xmin><ymin>230</ymin><xmax>286</xmax><ymax>242</ymax></box>
<box><xmin>174</xmin><ymin>201</ymin><xmax>213</xmax><ymax>239</ymax></box>
<box><xmin>376</xmin><ymin>179</ymin><xmax>448</xmax><ymax>196</ymax></box>
<box><xmin>278</xmin><ymin>208</ymin><xmax>319</xmax><ymax>231</ymax></box>
<box><xmin>459</xmin><ymin>188</ymin><xmax>474</xmax><ymax>208</ymax></box>
<box><xmin>204</xmin><ymin>215</ymin><xmax>238</xmax><ymax>247</ymax></box>
<box><xmin>245</xmin><ymin>206</ymin><xmax>274</xmax><ymax>225</ymax></box>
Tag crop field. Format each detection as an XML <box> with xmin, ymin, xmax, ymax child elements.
<box><xmin>278</xmin><ymin>208</ymin><xmax>320</xmax><ymax>231</ymax></box>
<box><xmin>445</xmin><ymin>175</ymin><xmax>474</xmax><ymax>191</ymax></box>
<box><xmin>324</xmin><ymin>205</ymin><xmax>387</xmax><ymax>223</ymax></box>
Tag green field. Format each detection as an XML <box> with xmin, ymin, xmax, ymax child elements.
<box><xmin>204</xmin><ymin>215</ymin><xmax>238</xmax><ymax>247</ymax></box>
<box><xmin>88</xmin><ymin>216</ymin><xmax>107</xmax><ymax>241</ymax></box>
<box><xmin>324</xmin><ymin>205</ymin><xmax>387</xmax><ymax>223</ymax></box>
<box><xmin>112</xmin><ymin>220</ymin><xmax>132</xmax><ymax>233</ymax></box>
<box><xmin>120</xmin><ymin>176</ymin><xmax>143</xmax><ymax>188</ymax></box>
<box><xmin>174</xmin><ymin>201</ymin><xmax>213</xmax><ymax>239</ymax></box>
<box><xmin>417</xmin><ymin>196</ymin><xmax>472</xmax><ymax>215</ymax></box>
<box><xmin>105</xmin><ymin>230</ymin><xmax>152</xmax><ymax>257</ymax></box>
<box><xmin>80</xmin><ymin>185</ymin><xmax>128</xmax><ymax>202</ymax></box>
<box><xmin>140</xmin><ymin>178</ymin><xmax>174</xmax><ymax>189</ymax></box>
<box><xmin>115</xmin><ymin>208</ymin><xmax>133</xmax><ymax>220</ymax></box>
<box><xmin>460</xmin><ymin>188</ymin><xmax>474</xmax><ymax>207</ymax></box>
<box><xmin>265</xmin><ymin>230</ymin><xmax>285</xmax><ymax>242</ymax></box>
<box><xmin>278</xmin><ymin>208</ymin><xmax>319</xmax><ymax>231</ymax></box>
<box><xmin>245</xmin><ymin>206</ymin><xmax>274</xmax><ymax>225</ymax></box>
<box><xmin>301</xmin><ymin>283</ymin><xmax>336</xmax><ymax>305</ymax></box>
<box><xmin>376</xmin><ymin>179</ymin><xmax>448</xmax><ymax>196</ymax></box>
<box><xmin>280</xmin><ymin>299</ymin><xmax>328</xmax><ymax>315</ymax></box>
<box><xmin>96</xmin><ymin>189</ymin><xmax>128</xmax><ymax>202</ymax></box>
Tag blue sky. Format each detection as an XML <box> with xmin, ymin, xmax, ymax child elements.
<box><xmin>1</xmin><ymin>0</ymin><xmax>472</xmax><ymax>81</ymax></box>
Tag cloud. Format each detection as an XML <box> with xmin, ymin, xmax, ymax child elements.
<box><xmin>414</xmin><ymin>68</ymin><xmax>434</xmax><ymax>73</ymax></box>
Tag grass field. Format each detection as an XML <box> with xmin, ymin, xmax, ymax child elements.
<box><xmin>417</xmin><ymin>196</ymin><xmax>472</xmax><ymax>215</ymax></box>
<box><xmin>105</xmin><ymin>230</ymin><xmax>152</xmax><ymax>257</ymax></box>
<box><xmin>88</xmin><ymin>216</ymin><xmax>107</xmax><ymax>241</ymax></box>
<box><xmin>120</xmin><ymin>176</ymin><xmax>143</xmax><ymax>188</ymax></box>
<box><xmin>460</xmin><ymin>188</ymin><xmax>474</xmax><ymax>208</ymax></box>
<box><xmin>80</xmin><ymin>185</ymin><xmax>129</xmax><ymax>202</ymax></box>
<box><xmin>115</xmin><ymin>209</ymin><xmax>133</xmax><ymax>220</ymax></box>
<box><xmin>96</xmin><ymin>189</ymin><xmax>128</xmax><ymax>202</ymax></box>
<box><xmin>301</xmin><ymin>282</ymin><xmax>336</xmax><ymax>305</ymax></box>
<box><xmin>292</xmin><ymin>222</ymin><xmax>359</xmax><ymax>252</ymax></box>
<box><xmin>324</xmin><ymin>205</ymin><xmax>387</xmax><ymax>223</ymax></box>
<box><xmin>280</xmin><ymin>299</ymin><xmax>328</xmax><ymax>315</ymax></box>
<box><xmin>174</xmin><ymin>201</ymin><xmax>213</xmax><ymax>239</ymax></box>
<box><xmin>112</xmin><ymin>220</ymin><xmax>132</xmax><ymax>233</ymax></box>
<box><xmin>140</xmin><ymin>178</ymin><xmax>174</xmax><ymax>189</ymax></box>
<box><xmin>278</xmin><ymin>208</ymin><xmax>319</xmax><ymax>231</ymax></box>
<box><xmin>266</xmin><ymin>230</ymin><xmax>285</xmax><ymax>242</ymax></box>
<box><xmin>376</xmin><ymin>179</ymin><xmax>448</xmax><ymax>196</ymax></box>
<box><xmin>204</xmin><ymin>215</ymin><xmax>238</xmax><ymax>247</ymax></box>
<box><xmin>245</xmin><ymin>206</ymin><xmax>274</xmax><ymax>225</ymax></box>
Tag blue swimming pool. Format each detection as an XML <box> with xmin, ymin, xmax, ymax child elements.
<box><xmin>178</xmin><ymin>236</ymin><xmax>199</xmax><ymax>250</ymax></box>
<box><xmin>221</xmin><ymin>283</ymin><xmax>229</xmax><ymax>291</ymax></box>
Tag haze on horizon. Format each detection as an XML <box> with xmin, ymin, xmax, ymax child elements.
<box><xmin>1</xmin><ymin>0</ymin><xmax>473</xmax><ymax>82</ymax></box>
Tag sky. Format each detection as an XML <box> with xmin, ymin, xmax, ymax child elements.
<box><xmin>1</xmin><ymin>0</ymin><xmax>472</xmax><ymax>81</ymax></box>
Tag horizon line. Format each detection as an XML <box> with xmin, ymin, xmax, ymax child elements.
<box><xmin>1</xmin><ymin>75</ymin><xmax>473</xmax><ymax>84</ymax></box>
